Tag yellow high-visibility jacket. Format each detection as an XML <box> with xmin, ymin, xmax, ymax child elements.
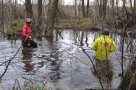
<box><xmin>92</xmin><ymin>35</ymin><xmax>116</xmax><ymax>61</ymax></box>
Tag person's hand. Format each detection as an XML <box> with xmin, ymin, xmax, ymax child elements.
<box><xmin>26</xmin><ymin>35</ymin><xmax>31</xmax><ymax>39</ymax></box>
<box><xmin>28</xmin><ymin>36</ymin><xmax>31</xmax><ymax>39</ymax></box>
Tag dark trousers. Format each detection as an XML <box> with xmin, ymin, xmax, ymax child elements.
<box><xmin>22</xmin><ymin>39</ymin><xmax>37</xmax><ymax>48</ymax></box>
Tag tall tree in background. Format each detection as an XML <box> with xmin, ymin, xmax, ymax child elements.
<box><xmin>48</xmin><ymin>0</ymin><xmax>53</xmax><ymax>15</ymax></box>
<box><xmin>134</xmin><ymin>0</ymin><xmax>136</xmax><ymax>24</ymax></box>
<box><xmin>111</xmin><ymin>0</ymin><xmax>115</xmax><ymax>17</ymax></box>
<box><xmin>45</xmin><ymin>0</ymin><xmax>59</xmax><ymax>37</ymax></box>
<box><xmin>122</xmin><ymin>0</ymin><xmax>127</xmax><ymax>17</ymax></box>
<box><xmin>38</xmin><ymin>0</ymin><xmax>42</xmax><ymax>25</ymax></box>
<box><xmin>37</xmin><ymin>0</ymin><xmax>43</xmax><ymax>36</ymax></box>
<box><xmin>1</xmin><ymin>0</ymin><xmax>4</xmax><ymax>33</ymax></box>
<box><xmin>75</xmin><ymin>0</ymin><xmax>78</xmax><ymax>18</ymax></box>
<box><xmin>14</xmin><ymin>0</ymin><xmax>17</xmax><ymax>18</ymax></box>
<box><xmin>134</xmin><ymin>0</ymin><xmax>136</xmax><ymax>14</ymax></box>
<box><xmin>25</xmin><ymin>0</ymin><xmax>33</xmax><ymax>18</ymax></box>
<box><xmin>86</xmin><ymin>0</ymin><xmax>90</xmax><ymax>18</ymax></box>
<box><xmin>98</xmin><ymin>0</ymin><xmax>107</xmax><ymax>19</ymax></box>
<box><xmin>81</xmin><ymin>0</ymin><xmax>85</xmax><ymax>17</ymax></box>
<box><xmin>102</xmin><ymin>0</ymin><xmax>107</xmax><ymax>19</ymax></box>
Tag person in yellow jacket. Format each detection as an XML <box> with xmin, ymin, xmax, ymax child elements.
<box><xmin>92</xmin><ymin>30</ymin><xmax>116</xmax><ymax>88</ymax></box>
<box><xmin>92</xmin><ymin>30</ymin><xmax>116</xmax><ymax>61</ymax></box>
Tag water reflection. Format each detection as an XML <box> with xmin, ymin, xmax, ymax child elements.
<box><xmin>85</xmin><ymin>33</ymin><xmax>89</xmax><ymax>47</ymax></box>
<box><xmin>46</xmin><ymin>38</ymin><xmax>61</xmax><ymax>82</ymax></box>
<box><xmin>0</xmin><ymin>29</ymin><xmax>136</xmax><ymax>90</ymax></box>
<box><xmin>49</xmin><ymin>60</ymin><xmax>61</xmax><ymax>82</ymax></box>
<box><xmin>22</xmin><ymin>49</ymin><xmax>34</xmax><ymax>72</ymax></box>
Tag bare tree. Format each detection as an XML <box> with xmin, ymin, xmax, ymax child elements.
<box><xmin>38</xmin><ymin>0</ymin><xmax>42</xmax><ymax>26</ymax></box>
<box><xmin>13</xmin><ymin>0</ymin><xmax>17</xmax><ymax>18</ymax></box>
<box><xmin>75</xmin><ymin>0</ymin><xmax>78</xmax><ymax>18</ymax></box>
<box><xmin>81</xmin><ymin>0</ymin><xmax>85</xmax><ymax>17</ymax></box>
<box><xmin>111</xmin><ymin>0</ymin><xmax>115</xmax><ymax>17</ymax></box>
<box><xmin>134</xmin><ymin>0</ymin><xmax>136</xmax><ymax>14</ymax></box>
<box><xmin>45</xmin><ymin>0</ymin><xmax>59</xmax><ymax>37</ymax></box>
<box><xmin>86</xmin><ymin>0</ymin><xmax>90</xmax><ymax>18</ymax></box>
<box><xmin>1</xmin><ymin>0</ymin><xmax>4</xmax><ymax>33</ymax></box>
<box><xmin>97</xmin><ymin>0</ymin><xmax>107</xmax><ymax>19</ymax></box>
<box><xmin>36</xmin><ymin>0</ymin><xmax>43</xmax><ymax>36</ymax></box>
<box><xmin>102</xmin><ymin>0</ymin><xmax>107</xmax><ymax>19</ymax></box>
<box><xmin>25</xmin><ymin>0</ymin><xmax>33</xmax><ymax>18</ymax></box>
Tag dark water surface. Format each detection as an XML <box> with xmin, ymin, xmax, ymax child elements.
<box><xmin>0</xmin><ymin>29</ymin><xmax>135</xmax><ymax>90</ymax></box>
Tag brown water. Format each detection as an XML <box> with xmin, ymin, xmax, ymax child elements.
<box><xmin>0</xmin><ymin>29</ymin><xmax>135</xmax><ymax>90</ymax></box>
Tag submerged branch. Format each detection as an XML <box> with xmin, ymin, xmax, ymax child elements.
<box><xmin>0</xmin><ymin>45</ymin><xmax>22</xmax><ymax>80</ymax></box>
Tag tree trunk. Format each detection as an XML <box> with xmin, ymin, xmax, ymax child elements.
<box><xmin>48</xmin><ymin>0</ymin><xmax>52</xmax><ymax>15</ymax></box>
<box><xmin>81</xmin><ymin>0</ymin><xmax>85</xmax><ymax>17</ymax></box>
<box><xmin>14</xmin><ymin>0</ymin><xmax>17</xmax><ymax>19</ymax></box>
<box><xmin>78</xmin><ymin>1</ymin><xmax>82</xmax><ymax>18</ymax></box>
<box><xmin>38</xmin><ymin>0</ymin><xmax>42</xmax><ymax>25</ymax></box>
<box><xmin>122</xmin><ymin>0</ymin><xmax>128</xmax><ymax>20</ymax></box>
<box><xmin>129</xmin><ymin>0</ymin><xmax>133</xmax><ymax>13</ymax></box>
<box><xmin>36</xmin><ymin>0</ymin><xmax>43</xmax><ymax>37</ymax></box>
<box><xmin>116</xmin><ymin>0</ymin><xmax>119</xmax><ymax>15</ymax></box>
<box><xmin>102</xmin><ymin>0</ymin><xmax>107</xmax><ymax>19</ymax></box>
<box><xmin>86</xmin><ymin>0</ymin><xmax>89</xmax><ymax>18</ymax></box>
<box><xmin>25</xmin><ymin>0</ymin><xmax>33</xmax><ymax>18</ymax></box>
<box><xmin>1</xmin><ymin>0</ymin><xmax>4</xmax><ymax>33</ymax></box>
<box><xmin>99</xmin><ymin>0</ymin><xmax>107</xmax><ymax>19</ymax></box>
<box><xmin>75</xmin><ymin>0</ymin><xmax>78</xmax><ymax>18</ymax></box>
<box><xmin>134</xmin><ymin>0</ymin><xmax>136</xmax><ymax>14</ymax></box>
<box><xmin>45</xmin><ymin>0</ymin><xmax>59</xmax><ymax>37</ymax></box>
<box><xmin>99</xmin><ymin>0</ymin><xmax>103</xmax><ymax>17</ymax></box>
<box><xmin>134</xmin><ymin>0</ymin><xmax>136</xmax><ymax>24</ymax></box>
<box><xmin>111</xmin><ymin>0</ymin><xmax>115</xmax><ymax>17</ymax></box>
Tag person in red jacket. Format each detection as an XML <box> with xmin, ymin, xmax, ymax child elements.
<box><xmin>21</xmin><ymin>18</ymin><xmax>37</xmax><ymax>48</ymax></box>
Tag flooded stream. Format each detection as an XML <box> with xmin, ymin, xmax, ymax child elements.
<box><xmin>0</xmin><ymin>29</ymin><xmax>135</xmax><ymax>90</ymax></box>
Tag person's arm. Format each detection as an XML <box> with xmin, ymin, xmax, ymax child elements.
<box><xmin>22</xmin><ymin>28</ymin><xmax>27</xmax><ymax>37</ymax></box>
<box><xmin>28</xmin><ymin>28</ymin><xmax>32</xmax><ymax>39</ymax></box>
<box><xmin>92</xmin><ymin>39</ymin><xmax>98</xmax><ymax>51</ymax></box>
<box><xmin>110</xmin><ymin>40</ymin><xmax>116</xmax><ymax>52</ymax></box>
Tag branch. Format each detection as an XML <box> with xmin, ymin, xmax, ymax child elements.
<box><xmin>0</xmin><ymin>45</ymin><xmax>22</xmax><ymax>80</ymax></box>
<box><xmin>80</xmin><ymin>47</ymin><xmax>104</xmax><ymax>90</ymax></box>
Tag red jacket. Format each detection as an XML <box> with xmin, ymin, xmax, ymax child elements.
<box><xmin>21</xmin><ymin>23</ymin><xmax>32</xmax><ymax>40</ymax></box>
